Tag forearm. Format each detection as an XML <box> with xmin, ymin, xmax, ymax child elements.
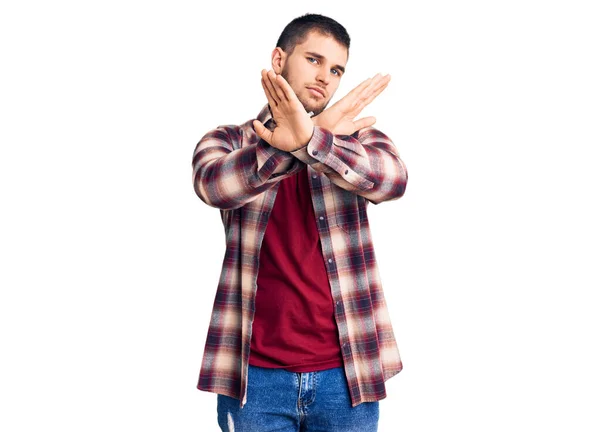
<box><xmin>290</xmin><ymin>126</ymin><xmax>408</xmax><ymax>204</ymax></box>
<box><xmin>192</xmin><ymin>127</ymin><xmax>304</xmax><ymax>210</ymax></box>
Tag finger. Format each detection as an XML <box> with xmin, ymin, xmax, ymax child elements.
<box><xmin>267</xmin><ymin>70</ymin><xmax>287</xmax><ymax>103</ymax></box>
<box><xmin>275</xmin><ymin>74</ymin><xmax>298</xmax><ymax>103</ymax></box>
<box><xmin>353</xmin><ymin>75</ymin><xmax>390</xmax><ymax>112</ymax></box>
<box><xmin>263</xmin><ymin>70</ymin><xmax>281</xmax><ymax>105</ymax></box>
<box><xmin>361</xmin><ymin>73</ymin><xmax>388</xmax><ymax>99</ymax></box>
<box><xmin>370</xmin><ymin>74</ymin><xmax>391</xmax><ymax>95</ymax></box>
<box><xmin>261</xmin><ymin>70</ymin><xmax>278</xmax><ymax>106</ymax></box>
<box><xmin>359</xmin><ymin>73</ymin><xmax>387</xmax><ymax>98</ymax></box>
<box><xmin>358</xmin><ymin>79</ymin><xmax>390</xmax><ymax>110</ymax></box>
<box><xmin>352</xmin><ymin>116</ymin><xmax>377</xmax><ymax>131</ymax></box>
<box><xmin>367</xmin><ymin>74</ymin><xmax>391</xmax><ymax>97</ymax></box>
<box><xmin>346</xmin><ymin>77</ymin><xmax>373</xmax><ymax>99</ymax></box>
<box><xmin>352</xmin><ymin>88</ymin><xmax>387</xmax><ymax>115</ymax></box>
<box><xmin>364</xmin><ymin>78</ymin><xmax>390</xmax><ymax>104</ymax></box>
<box><xmin>262</xmin><ymin>69</ymin><xmax>280</xmax><ymax>105</ymax></box>
<box><xmin>253</xmin><ymin>119</ymin><xmax>273</xmax><ymax>144</ymax></box>
<box><xmin>328</xmin><ymin>77</ymin><xmax>372</xmax><ymax>114</ymax></box>
<box><xmin>333</xmin><ymin>77</ymin><xmax>372</xmax><ymax>109</ymax></box>
<box><xmin>363</xmin><ymin>73</ymin><xmax>383</xmax><ymax>93</ymax></box>
<box><xmin>347</xmin><ymin>75</ymin><xmax>383</xmax><ymax>110</ymax></box>
<box><xmin>261</xmin><ymin>76</ymin><xmax>279</xmax><ymax>109</ymax></box>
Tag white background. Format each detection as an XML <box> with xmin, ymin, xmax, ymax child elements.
<box><xmin>1</xmin><ymin>0</ymin><xmax>599</xmax><ymax>431</ymax></box>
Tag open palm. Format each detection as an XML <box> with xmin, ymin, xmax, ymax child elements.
<box><xmin>313</xmin><ymin>73</ymin><xmax>391</xmax><ymax>135</ymax></box>
<box><xmin>253</xmin><ymin>70</ymin><xmax>314</xmax><ymax>152</ymax></box>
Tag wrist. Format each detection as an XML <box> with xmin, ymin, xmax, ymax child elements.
<box><xmin>291</xmin><ymin>126</ymin><xmax>314</xmax><ymax>151</ymax></box>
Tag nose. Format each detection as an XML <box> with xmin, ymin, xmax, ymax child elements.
<box><xmin>316</xmin><ymin>67</ymin><xmax>330</xmax><ymax>86</ymax></box>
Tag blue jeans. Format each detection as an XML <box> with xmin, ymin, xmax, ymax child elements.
<box><xmin>217</xmin><ymin>364</ymin><xmax>379</xmax><ymax>431</ymax></box>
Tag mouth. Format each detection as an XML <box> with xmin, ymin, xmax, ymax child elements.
<box><xmin>307</xmin><ymin>86</ymin><xmax>326</xmax><ymax>98</ymax></box>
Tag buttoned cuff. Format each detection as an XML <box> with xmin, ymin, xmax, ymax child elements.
<box><xmin>290</xmin><ymin>126</ymin><xmax>374</xmax><ymax>190</ymax></box>
<box><xmin>251</xmin><ymin>139</ymin><xmax>298</xmax><ymax>187</ymax></box>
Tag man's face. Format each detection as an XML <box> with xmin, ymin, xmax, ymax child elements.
<box><xmin>274</xmin><ymin>31</ymin><xmax>348</xmax><ymax>116</ymax></box>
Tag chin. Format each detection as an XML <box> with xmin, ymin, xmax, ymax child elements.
<box><xmin>312</xmin><ymin>104</ymin><xmax>328</xmax><ymax>116</ymax></box>
<box><xmin>299</xmin><ymin>97</ymin><xmax>328</xmax><ymax>116</ymax></box>
<box><xmin>307</xmin><ymin>102</ymin><xmax>328</xmax><ymax>116</ymax></box>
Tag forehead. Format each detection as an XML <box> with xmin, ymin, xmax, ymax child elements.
<box><xmin>292</xmin><ymin>31</ymin><xmax>348</xmax><ymax>66</ymax></box>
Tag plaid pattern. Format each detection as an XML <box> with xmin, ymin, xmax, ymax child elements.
<box><xmin>192</xmin><ymin>104</ymin><xmax>408</xmax><ymax>408</ymax></box>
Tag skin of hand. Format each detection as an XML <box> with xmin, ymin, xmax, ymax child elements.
<box><xmin>311</xmin><ymin>73</ymin><xmax>391</xmax><ymax>135</ymax></box>
<box><xmin>252</xmin><ymin>69</ymin><xmax>315</xmax><ymax>152</ymax></box>
<box><xmin>252</xmin><ymin>70</ymin><xmax>391</xmax><ymax>151</ymax></box>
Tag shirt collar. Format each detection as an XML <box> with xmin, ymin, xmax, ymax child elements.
<box><xmin>256</xmin><ymin>104</ymin><xmax>273</xmax><ymax>126</ymax></box>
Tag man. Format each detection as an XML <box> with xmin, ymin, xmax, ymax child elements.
<box><xmin>192</xmin><ymin>13</ymin><xmax>408</xmax><ymax>431</ymax></box>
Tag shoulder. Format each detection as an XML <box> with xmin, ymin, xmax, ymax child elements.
<box><xmin>215</xmin><ymin>118</ymin><xmax>259</xmax><ymax>139</ymax></box>
<box><xmin>200</xmin><ymin>123</ymin><xmax>244</xmax><ymax>142</ymax></box>
<box><xmin>198</xmin><ymin>119</ymin><xmax>259</xmax><ymax>150</ymax></box>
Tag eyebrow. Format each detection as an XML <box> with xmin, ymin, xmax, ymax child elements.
<box><xmin>305</xmin><ymin>51</ymin><xmax>346</xmax><ymax>74</ymax></box>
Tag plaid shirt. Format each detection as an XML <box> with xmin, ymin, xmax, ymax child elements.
<box><xmin>192</xmin><ymin>104</ymin><xmax>408</xmax><ymax>408</ymax></box>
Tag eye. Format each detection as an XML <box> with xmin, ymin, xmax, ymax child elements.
<box><xmin>307</xmin><ymin>57</ymin><xmax>318</xmax><ymax>64</ymax></box>
<box><xmin>331</xmin><ymin>69</ymin><xmax>340</xmax><ymax>76</ymax></box>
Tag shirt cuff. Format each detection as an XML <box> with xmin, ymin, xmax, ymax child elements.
<box><xmin>290</xmin><ymin>126</ymin><xmax>374</xmax><ymax>190</ymax></box>
<box><xmin>250</xmin><ymin>139</ymin><xmax>298</xmax><ymax>187</ymax></box>
<box><xmin>289</xmin><ymin>126</ymin><xmax>332</xmax><ymax>165</ymax></box>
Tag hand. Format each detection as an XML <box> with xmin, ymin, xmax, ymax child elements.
<box><xmin>253</xmin><ymin>69</ymin><xmax>314</xmax><ymax>152</ymax></box>
<box><xmin>312</xmin><ymin>73</ymin><xmax>391</xmax><ymax>135</ymax></box>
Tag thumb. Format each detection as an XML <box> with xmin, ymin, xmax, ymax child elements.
<box><xmin>353</xmin><ymin>116</ymin><xmax>376</xmax><ymax>131</ymax></box>
<box><xmin>253</xmin><ymin>120</ymin><xmax>273</xmax><ymax>144</ymax></box>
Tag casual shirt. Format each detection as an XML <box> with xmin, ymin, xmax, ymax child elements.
<box><xmin>249</xmin><ymin>163</ymin><xmax>344</xmax><ymax>372</ymax></box>
<box><xmin>192</xmin><ymin>104</ymin><xmax>408</xmax><ymax>408</ymax></box>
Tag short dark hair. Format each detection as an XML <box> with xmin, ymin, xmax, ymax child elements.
<box><xmin>275</xmin><ymin>13</ymin><xmax>350</xmax><ymax>55</ymax></box>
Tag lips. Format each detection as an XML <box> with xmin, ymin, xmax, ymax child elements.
<box><xmin>307</xmin><ymin>86</ymin><xmax>326</xmax><ymax>98</ymax></box>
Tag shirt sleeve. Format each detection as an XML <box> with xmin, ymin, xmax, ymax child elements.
<box><xmin>192</xmin><ymin>125</ymin><xmax>304</xmax><ymax>210</ymax></box>
<box><xmin>290</xmin><ymin>125</ymin><xmax>408</xmax><ymax>204</ymax></box>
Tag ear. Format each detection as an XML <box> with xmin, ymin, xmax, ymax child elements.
<box><xmin>271</xmin><ymin>47</ymin><xmax>286</xmax><ymax>74</ymax></box>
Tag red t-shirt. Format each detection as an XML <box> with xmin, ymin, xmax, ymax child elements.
<box><xmin>249</xmin><ymin>165</ymin><xmax>344</xmax><ymax>372</ymax></box>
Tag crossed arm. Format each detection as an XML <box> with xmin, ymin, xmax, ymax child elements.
<box><xmin>192</xmin><ymin>125</ymin><xmax>306</xmax><ymax>210</ymax></box>
<box><xmin>192</xmin><ymin>70</ymin><xmax>407</xmax><ymax>210</ymax></box>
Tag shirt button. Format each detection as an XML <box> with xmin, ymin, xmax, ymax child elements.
<box><xmin>344</xmin><ymin>169</ymin><xmax>349</xmax><ymax>174</ymax></box>
<box><xmin>319</xmin><ymin>216</ymin><xmax>324</xmax><ymax>220</ymax></box>
<box><xmin>312</xmin><ymin>150</ymin><xmax>318</xmax><ymax>155</ymax></box>
<box><xmin>328</xmin><ymin>258</ymin><xmax>333</xmax><ymax>264</ymax></box>
<box><xmin>312</xmin><ymin>174</ymin><xmax>317</xmax><ymax>179</ymax></box>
